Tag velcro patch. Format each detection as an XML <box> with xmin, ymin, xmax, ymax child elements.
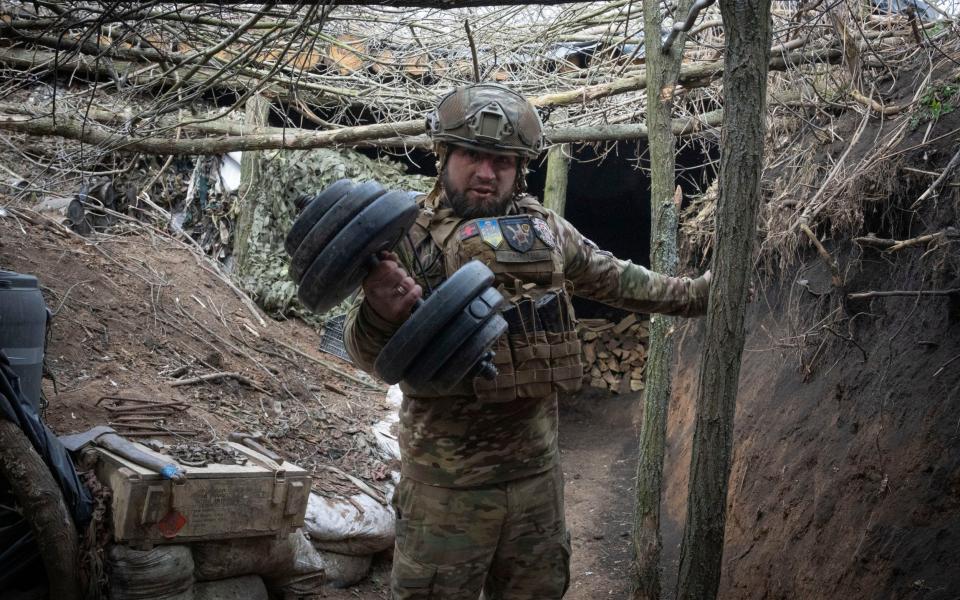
<box><xmin>495</xmin><ymin>249</ymin><xmax>553</xmax><ymax>263</ymax></box>
<box><xmin>532</xmin><ymin>218</ymin><xmax>556</xmax><ymax>249</ymax></box>
<box><xmin>500</xmin><ymin>216</ymin><xmax>535</xmax><ymax>253</ymax></box>
<box><xmin>459</xmin><ymin>222</ymin><xmax>479</xmax><ymax>240</ymax></box>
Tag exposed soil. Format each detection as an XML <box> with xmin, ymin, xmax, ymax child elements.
<box><xmin>560</xmin><ymin>389</ymin><xmax>640</xmax><ymax>599</ymax></box>
<box><xmin>661</xmin><ymin>247</ymin><xmax>960</xmax><ymax>599</ymax></box>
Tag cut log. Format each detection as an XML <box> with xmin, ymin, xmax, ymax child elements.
<box><xmin>327</xmin><ymin>35</ymin><xmax>366</xmax><ymax>74</ymax></box>
<box><xmin>584</xmin><ymin>343</ymin><xmax>596</xmax><ymax>364</ymax></box>
<box><xmin>613</xmin><ymin>313</ymin><xmax>638</xmax><ymax>334</ymax></box>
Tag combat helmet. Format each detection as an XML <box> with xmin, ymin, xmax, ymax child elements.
<box><xmin>426</xmin><ymin>83</ymin><xmax>545</xmax><ymax>159</ymax></box>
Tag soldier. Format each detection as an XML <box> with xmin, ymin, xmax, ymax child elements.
<box><xmin>344</xmin><ymin>83</ymin><xmax>710</xmax><ymax>599</ymax></box>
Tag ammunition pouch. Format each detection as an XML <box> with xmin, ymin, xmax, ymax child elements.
<box><xmin>474</xmin><ymin>291</ymin><xmax>583</xmax><ymax>402</ymax></box>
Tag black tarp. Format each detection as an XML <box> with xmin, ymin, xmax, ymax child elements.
<box><xmin>0</xmin><ymin>350</ymin><xmax>93</xmax><ymax>586</ymax></box>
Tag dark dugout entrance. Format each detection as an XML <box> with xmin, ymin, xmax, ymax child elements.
<box><xmin>525</xmin><ymin>141</ymin><xmax>717</xmax><ymax>320</ymax></box>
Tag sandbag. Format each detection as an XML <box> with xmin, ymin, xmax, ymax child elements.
<box><xmin>303</xmin><ymin>492</ymin><xmax>395</xmax><ymax>555</ymax></box>
<box><xmin>371</xmin><ymin>385</ymin><xmax>402</xmax><ymax>462</ymax></box>
<box><xmin>192</xmin><ymin>531</ymin><xmax>324</xmax><ymax>595</ymax></box>
<box><xmin>315</xmin><ymin>550</ymin><xmax>373</xmax><ymax>589</ymax></box>
<box><xmin>193</xmin><ymin>575</ymin><xmax>267</xmax><ymax>600</ymax></box>
<box><xmin>107</xmin><ymin>544</ymin><xmax>194</xmax><ymax>600</ymax></box>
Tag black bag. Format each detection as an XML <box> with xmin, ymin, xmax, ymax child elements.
<box><xmin>0</xmin><ymin>349</ymin><xmax>93</xmax><ymax>588</ymax></box>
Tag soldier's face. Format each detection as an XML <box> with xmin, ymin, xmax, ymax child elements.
<box><xmin>442</xmin><ymin>147</ymin><xmax>518</xmax><ymax>218</ymax></box>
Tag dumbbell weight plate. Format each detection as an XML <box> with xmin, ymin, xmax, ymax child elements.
<box><xmin>285</xmin><ymin>179</ymin><xmax>354</xmax><ymax>256</ymax></box>
<box><xmin>402</xmin><ymin>286</ymin><xmax>506</xmax><ymax>389</ymax></box>
<box><xmin>431</xmin><ymin>313</ymin><xmax>508</xmax><ymax>393</ymax></box>
<box><xmin>375</xmin><ymin>260</ymin><xmax>495</xmax><ymax>385</ymax></box>
<box><xmin>298</xmin><ymin>190</ymin><xmax>419</xmax><ymax>313</ymax></box>
<box><xmin>289</xmin><ymin>180</ymin><xmax>386</xmax><ymax>283</ymax></box>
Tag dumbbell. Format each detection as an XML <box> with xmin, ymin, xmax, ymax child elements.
<box><xmin>285</xmin><ymin>179</ymin><xmax>508</xmax><ymax>392</ymax></box>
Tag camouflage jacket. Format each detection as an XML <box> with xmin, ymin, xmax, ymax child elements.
<box><xmin>345</xmin><ymin>191</ymin><xmax>708</xmax><ymax>487</ymax></box>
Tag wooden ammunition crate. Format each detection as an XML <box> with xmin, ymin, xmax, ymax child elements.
<box><xmin>94</xmin><ymin>441</ymin><xmax>311</xmax><ymax>548</ymax></box>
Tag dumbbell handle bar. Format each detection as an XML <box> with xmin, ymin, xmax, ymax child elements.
<box><xmin>366</xmin><ymin>254</ymin><xmax>499</xmax><ymax>382</ymax></box>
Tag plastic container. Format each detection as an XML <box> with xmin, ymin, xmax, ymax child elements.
<box><xmin>0</xmin><ymin>270</ymin><xmax>49</xmax><ymax>409</ymax></box>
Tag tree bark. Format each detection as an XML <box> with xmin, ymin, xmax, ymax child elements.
<box><xmin>233</xmin><ymin>94</ymin><xmax>273</xmax><ymax>278</ymax></box>
<box><xmin>0</xmin><ymin>106</ymin><xmax>729</xmax><ymax>154</ymax></box>
<box><xmin>0</xmin><ymin>419</ymin><xmax>81</xmax><ymax>600</ymax></box>
<box><xmin>543</xmin><ymin>144</ymin><xmax>571</xmax><ymax>216</ymax></box>
<box><xmin>0</xmin><ymin>46</ymin><xmax>362</xmax><ymax>105</ymax></box>
<box><xmin>675</xmin><ymin>0</ymin><xmax>772</xmax><ymax>598</ymax></box>
<box><xmin>631</xmin><ymin>0</ymin><xmax>694</xmax><ymax>596</ymax></box>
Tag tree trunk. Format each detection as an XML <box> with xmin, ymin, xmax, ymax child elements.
<box><xmin>233</xmin><ymin>94</ymin><xmax>272</xmax><ymax>278</ymax></box>
<box><xmin>631</xmin><ymin>0</ymin><xmax>694</xmax><ymax>597</ymax></box>
<box><xmin>675</xmin><ymin>0</ymin><xmax>772</xmax><ymax>599</ymax></box>
<box><xmin>0</xmin><ymin>419</ymin><xmax>81</xmax><ymax>600</ymax></box>
<box><xmin>0</xmin><ymin>106</ymin><xmax>732</xmax><ymax>153</ymax></box>
<box><xmin>543</xmin><ymin>144</ymin><xmax>571</xmax><ymax>216</ymax></box>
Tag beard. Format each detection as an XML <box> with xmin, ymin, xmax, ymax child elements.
<box><xmin>441</xmin><ymin>169</ymin><xmax>513</xmax><ymax>219</ymax></box>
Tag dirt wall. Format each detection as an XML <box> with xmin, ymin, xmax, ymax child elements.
<box><xmin>662</xmin><ymin>255</ymin><xmax>960</xmax><ymax>599</ymax></box>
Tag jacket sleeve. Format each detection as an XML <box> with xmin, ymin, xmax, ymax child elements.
<box><xmin>552</xmin><ymin>213</ymin><xmax>709</xmax><ymax>317</ymax></box>
<box><xmin>343</xmin><ymin>293</ymin><xmax>402</xmax><ymax>374</ymax></box>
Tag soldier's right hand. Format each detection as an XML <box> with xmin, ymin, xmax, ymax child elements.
<box><xmin>363</xmin><ymin>251</ymin><xmax>422</xmax><ymax>324</ymax></box>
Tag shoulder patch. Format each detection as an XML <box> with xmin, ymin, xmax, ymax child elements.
<box><xmin>500</xmin><ymin>216</ymin><xmax>535</xmax><ymax>252</ymax></box>
<box><xmin>531</xmin><ymin>218</ymin><xmax>556</xmax><ymax>249</ymax></box>
<box><xmin>478</xmin><ymin>219</ymin><xmax>503</xmax><ymax>248</ymax></box>
<box><xmin>459</xmin><ymin>222</ymin><xmax>479</xmax><ymax>240</ymax></box>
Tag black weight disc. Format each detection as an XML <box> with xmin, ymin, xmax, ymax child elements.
<box><xmin>402</xmin><ymin>286</ymin><xmax>505</xmax><ymax>389</ymax></box>
<box><xmin>375</xmin><ymin>261</ymin><xmax>495</xmax><ymax>384</ymax></box>
<box><xmin>289</xmin><ymin>180</ymin><xmax>386</xmax><ymax>283</ymax></box>
<box><xmin>431</xmin><ymin>313</ymin><xmax>508</xmax><ymax>393</ymax></box>
<box><xmin>298</xmin><ymin>191</ymin><xmax>419</xmax><ymax>313</ymax></box>
<box><xmin>285</xmin><ymin>179</ymin><xmax>355</xmax><ymax>257</ymax></box>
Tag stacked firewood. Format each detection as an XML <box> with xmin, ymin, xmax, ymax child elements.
<box><xmin>578</xmin><ymin>314</ymin><xmax>650</xmax><ymax>394</ymax></box>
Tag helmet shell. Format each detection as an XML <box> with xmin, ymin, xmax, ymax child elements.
<box><xmin>426</xmin><ymin>83</ymin><xmax>545</xmax><ymax>159</ymax></box>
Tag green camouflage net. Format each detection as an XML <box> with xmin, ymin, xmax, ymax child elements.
<box><xmin>233</xmin><ymin>148</ymin><xmax>433</xmax><ymax>321</ymax></box>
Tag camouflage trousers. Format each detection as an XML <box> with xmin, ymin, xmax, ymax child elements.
<box><xmin>391</xmin><ymin>464</ymin><xmax>571</xmax><ymax>599</ymax></box>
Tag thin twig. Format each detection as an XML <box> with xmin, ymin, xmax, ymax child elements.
<box><xmin>275</xmin><ymin>339</ymin><xmax>381</xmax><ymax>390</ymax></box>
<box><xmin>847</xmin><ymin>289</ymin><xmax>960</xmax><ymax>300</ymax></box>
<box><xmin>799</xmin><ymin>223</ymin><xmax>843</xmax><ymax>288</ymax></box>
<box><xmin>912</xmin><ymin>147</ymin><xmax>960</xmax><ymax>208</ymax></box>
<box><xmin>464</xmin><ymin>19</ymin><xmax>480</xmax><ymax>83</ymax></box>
<box><xmin>169</xmin><ymin>371</ymin><xmax>268</xmax><ymax>392</ymax></box>
<box><xmin>934</xmin><ymin>354</ymin><xmax>960</xmax><ymax>378</ymax></box>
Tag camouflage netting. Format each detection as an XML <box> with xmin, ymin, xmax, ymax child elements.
<box><xmin>234</xmin><ymin>148</ymin><xmax>433</xmax><ymax>320</ymax></box>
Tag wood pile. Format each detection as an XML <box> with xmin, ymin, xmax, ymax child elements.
<box><xmin>578</xmin><ymin>314</ymin><xmax>650</xmax><ymax>394</ymax></box>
